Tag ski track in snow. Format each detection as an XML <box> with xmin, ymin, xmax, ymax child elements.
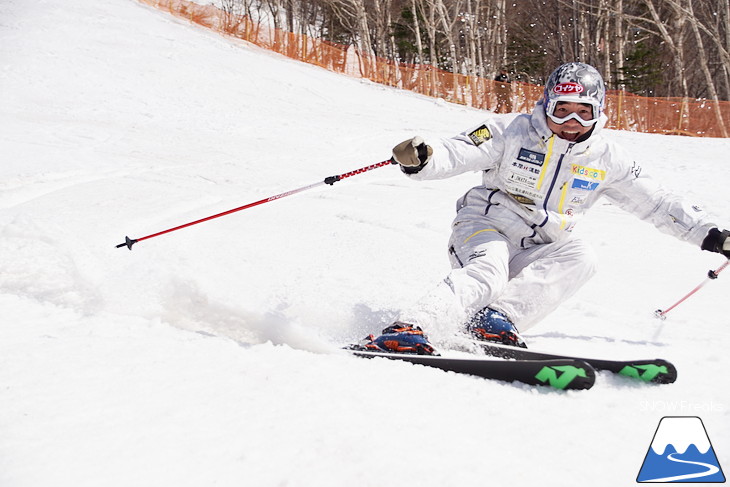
<box><xmin>1</xmin><ymin>0</ymin><xmax>729</xmax><ymax>486</ymax></box>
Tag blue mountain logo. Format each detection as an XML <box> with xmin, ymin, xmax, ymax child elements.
<box><xmin>637</xmin><ymin>416</ymin><xmax>725</xmax><ymax>483</ymax></box>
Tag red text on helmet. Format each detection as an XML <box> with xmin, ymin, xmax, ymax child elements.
<box><xmin>553</xmin><ymin>82</ymin><xmax>584</xmax><ymax>95</ymax></box>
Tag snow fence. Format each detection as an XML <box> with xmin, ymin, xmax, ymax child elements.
<box><xmin>137</xmin><ymin>0</ymin><xmax>730</xmax><ymax>138</ymax></box>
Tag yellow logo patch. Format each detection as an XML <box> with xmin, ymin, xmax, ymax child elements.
<box><xmin>467</xmin><ymin>124</ymin><xmax>492</xmax><ymax>146</ymax></box>
<box><xmin>571</xmin><ymin>164</ymin><xmax>606</xmax><ymax>180</ymax></box>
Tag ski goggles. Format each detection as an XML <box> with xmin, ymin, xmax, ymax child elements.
<box><xmin>545</xmin><ymin>99</ymin><xmax>600</xmax><ymax>127</ymax></box>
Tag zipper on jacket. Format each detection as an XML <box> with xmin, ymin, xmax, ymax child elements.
<box><xmin>557</xmin><ymin>181</ymin><xmax>570</xmax><ymax>229</ymax></box>
<box><xmin>539</xmin><ymin>143</ymin><xmax>573</xmax><ymax>227</ymax></box>
<box><xmin>539</xmin><ymin>154</ymin><xmax>564</xmax><ymax>226</ymax></box>
<box><xmin>449</xmin><ymin>245</ymin><xmax>465</xmax><ymax>268</ymax></box>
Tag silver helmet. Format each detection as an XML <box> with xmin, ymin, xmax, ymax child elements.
<box><xmin>543</xmin><ymin>62</ymin><xmax>605</xmax><ymax>127</ymax></box>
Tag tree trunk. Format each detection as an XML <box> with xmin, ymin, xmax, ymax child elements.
<box><xmin>410</xmin><ymin>0</ymin><xmax>424</xmax><ymax>65</ymax></box>
<box><xmin>685</xmin><ymin>0</ymin><xmax>728</xmax><ymax>136</ymax></box>
<box><xmin>643</xmin><ymin>0</ymin><xmax>689</xmax><ymax>98</ymax></box>
<box><xmin>614</xmin><ymin>0</ymin><xmax>625</xmax><ymax>89</ymax></box>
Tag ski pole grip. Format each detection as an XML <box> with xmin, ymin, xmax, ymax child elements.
<box><xmin>324</xmin><ymin>175</ymin><xmax>340</xmax><ymax>185</ymax></box>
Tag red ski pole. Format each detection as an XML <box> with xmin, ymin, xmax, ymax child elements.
<box><xmin>116</xmin><ymin>159</ymin><xmax>396</xmax><ymax>250</ymax></box>
<box><xmin>654</xmin><ymin>259</ymin><xmax>729</xmax><ymax>320</ymax></box>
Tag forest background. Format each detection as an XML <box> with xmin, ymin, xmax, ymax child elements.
<box><xmin>219</xmin><ymin>0</ymin><xmax>730</xmax><ymax>101</ymax></box>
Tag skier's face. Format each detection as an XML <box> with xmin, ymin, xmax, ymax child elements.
<box><xmin>546</xmin><ymin>102</ymin><xmax>594</xmax><ymax>142</ymax></box>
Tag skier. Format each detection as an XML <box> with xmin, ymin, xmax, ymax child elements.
<box><xmin>493</xmin><ymin>68</ymin><xmax>513</xmax><ymax>113</ymax></box>
<box><xmin>362</xmin><ymin>62</ymin><xmax>730</xmax><ymax>355</ymax></box>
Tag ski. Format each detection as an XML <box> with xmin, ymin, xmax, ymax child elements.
<box><xmin>472</xmin><ymin>341</ymin><xmax>677</xmax><ymax>384</ymax></box>
<box><xmin>347</xmin><ymin>349</ymin><xmax>596</xmax><ymax>390</ymax></box>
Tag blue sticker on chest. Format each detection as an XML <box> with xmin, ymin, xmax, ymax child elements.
<box><xmin>571</xmin><ymin>178</ymin><xmax>599</xmax><ymax>191</ymax></box>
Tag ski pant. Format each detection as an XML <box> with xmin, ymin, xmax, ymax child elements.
<box><xmin>445</xmin><ymin>221</ymin><xmax>598</xmax><ymax>331</ymax></box>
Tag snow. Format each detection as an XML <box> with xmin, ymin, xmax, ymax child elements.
<box><xmin>651</xmin><ymin>417</ymin><xmax>711</xmax><ymax>455</ymax></box>
<box><xmin>1</xmin><ymin>0</ymin><xmax>729</xmax><ymax>485</ymax></box>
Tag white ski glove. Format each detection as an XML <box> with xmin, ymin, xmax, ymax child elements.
<box><xmin>392</xmin><ymin>136</ymin><xmax>433</xmax><ymax>171</ymax></box>
<box><xmin>701</xmin><ymin>228</ymin><xmax>730</xmax><ymax>258</ymax></box>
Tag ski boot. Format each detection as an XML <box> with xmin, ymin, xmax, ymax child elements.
<box><xmin>360</xmin><ymin>322</ymin><xmax>438</xmax><ymax>355</ymax></box>
<box><xmin>466</xmin><ymin>308</ymin><xmax>527</xmax><ymax>348</ymax></box>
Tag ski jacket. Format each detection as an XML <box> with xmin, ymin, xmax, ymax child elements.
<box><xmin>407</xmin><ymin>102</ymin><xmax>715</xmax><ymax>248</ymax></box>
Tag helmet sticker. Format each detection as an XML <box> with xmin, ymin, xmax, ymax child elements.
<box><xmin>553</xmin><ymin>82</ymin><xmax>584</xmax><ymax>95</ymax></box>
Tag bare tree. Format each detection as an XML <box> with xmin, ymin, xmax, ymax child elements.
<box><xmin>321</xmin><ymin>0</ymin><xmax>376</xmax><ymax>75</ymax></box>
<box><xmin>683</xmin><ymin>0</ymin><xmax>728</xmax><ymax>135</ymax></box>
<box><xmin>250</xmin><ymin>0</ymin><xmax>730</xmax><ymax>104</ymax></box>
<box><xmin>409</xmin><ymin>0</ymin><xmax>424</xmax><ymax>64</ymax></box>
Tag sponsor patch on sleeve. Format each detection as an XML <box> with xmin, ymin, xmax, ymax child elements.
<box><xmin>467</xmin><ymin>124</ymin><xmax>492</xmax><ymax>146</ymax></box>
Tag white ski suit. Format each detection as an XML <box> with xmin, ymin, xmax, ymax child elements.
<box><xmin>406</xmin><ymin>102</ymin><xmax>716</xmax><ymax>331</ymax></box>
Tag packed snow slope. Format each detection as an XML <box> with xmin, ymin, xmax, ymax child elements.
<box><xmin>1</xmin><ymin>0</ymin><xmax>728</xmax><ymax>486</ymax></box>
